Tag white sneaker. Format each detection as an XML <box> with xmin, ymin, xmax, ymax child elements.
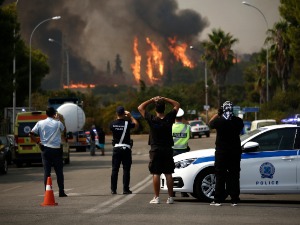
<box><xmin>149</xmin><ymin>197</ymin><xmax>160</xmax><ymax>204</ymax></box>
<box><xmin>210</xmin><ymin>201</ymin><xmax>222</xmax><ymax>206</ymax></box>
<box><xmin>231</xmin><ymin>203</ymin><xmax>238</xmax><ymax>206</ymax></box>
<box><xmin>166</xmin><ymin>197</ymin><xmax>174</xmax><ymax>204</ymax></box>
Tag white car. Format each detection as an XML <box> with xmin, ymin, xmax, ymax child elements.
<box><xmin>189</xmin><ymin>120</ymin><xmax>210</xmax><ymax>138</ymax></box>
<box><xmin>161</xmin><ymin>124</ymin><xmax>300</xmax><ymax>202</ymax></box>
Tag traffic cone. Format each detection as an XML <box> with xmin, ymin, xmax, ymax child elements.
<box><xmin>40</xmin><ymin>176</ymin><xmax>58</xmax><ymax>206</ymax></box>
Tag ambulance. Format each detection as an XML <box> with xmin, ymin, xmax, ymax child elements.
<box><xmin>12</xmin><ymin>111</ymin><xmax>70</xmax><ymax>167</ymax></box>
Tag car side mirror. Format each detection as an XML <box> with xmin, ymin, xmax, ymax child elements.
<box><xmin>243</xmin><ymin>141</ymin><xmax>259</xmax><ymax>152</ymax></box>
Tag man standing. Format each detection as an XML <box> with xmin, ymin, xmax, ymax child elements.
<box><xmin>29</xmin><ymin>107</ymin><xmax>67</xmax><ymax>197</ymax></box>
<box><xmin>172</xmin><ymin>108</ymin><xmax>191</xmax><ymax>156</ymax></box>
<box><xmin>209</xmin><ymin>101</ymin><xmax>244</xmax><ymax>206</ymax></box>
<box><xmin>172</xmin><ymin>108</ymin><xmax>190</xmax><ymax>198</ymax></box>
<box><xmin>110</xmin><ymin>106</ymin><xmax>138</xmax><ymax>195</ymax></box>
<box><xmin>89</xmin><ymin>125</ymin><xmax>96</xmax><ymax>156</ymax></box>
<box><xmin>138</xmin><ymin>96</ymin><xmax>180</xmax><ymax>204</ymax></box>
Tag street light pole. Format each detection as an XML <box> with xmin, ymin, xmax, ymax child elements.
<box><xmin>242</xmin><ymin>1</ymin><xmax>269</xmax><ymax>102</ymax></box>
<box><xmin>29</xmin><ymin>16</ymin><xmax>61</xmax><ymax>110</ymax></box>
<box><xmin>12</xmin><ymin>0</ymin><xmax>19</xmax><ymax>132</ymax></box>
<box><xmin>48</xmin><ymin>38</ymin><xmax>70</xmax><ymax>87</ymax></box>
<box><xmin>190</xmin><ymin>45</ymin><xmax>209</xmax><ymax>123</ymax></box>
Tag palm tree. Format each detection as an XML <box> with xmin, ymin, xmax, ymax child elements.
<box><xmin>266</xmin><ymin>20</ymin><xmax>293</xmax><ymax>92</ymax></box>
<box><xmin>202</xmin><ymin>28</ymin><xmax>238</xmax><ymax>107</ymax></box>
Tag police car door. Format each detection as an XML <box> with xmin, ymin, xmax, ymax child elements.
<box><xmin>240</xmin><ymin>127</ymin><xmax>298</xmax><ymax>192</ymax></box>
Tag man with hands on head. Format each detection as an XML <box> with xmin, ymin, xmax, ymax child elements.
<box><xmin>138</xmin><ymin>96</ymin><xmax>180</xmax><ymax>204</ymax></box>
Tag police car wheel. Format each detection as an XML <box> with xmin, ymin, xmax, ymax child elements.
<box><xmin>193</xmin><ymin>167</ymin><xmax>215</xmax><ymax>202</ymax></box>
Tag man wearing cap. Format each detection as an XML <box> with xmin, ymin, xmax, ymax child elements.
<box><xmin>29</xmin><ymin>107</ymin><xmax>68</xmax><ymax>197</ymax></box>
<box><xmin>110</xmin><ymin>106</ymin><xmax>139</xmax><ymax>195</ymax></box>
<box><xmin>172</xmin><ymin>108</ymin><xmax>191</xmax><ymax>198</ymax></box>
<box><xmin>209</xmin><ymin>101</ymin><xmax>244</xmax><ymax>206</ymax></box>
<box><xmin>172</xmin><ymin>108</ymin><xmax>191</xmax><ymax>156</ymax></box>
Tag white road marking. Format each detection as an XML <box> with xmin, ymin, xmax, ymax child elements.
<box><xmin>3</xmin><ymin>186</ymin><xmax>22</xmax><ymax>192</ymax></box>
<box><xmin>84</xmin><ymin>175</ymin><xmax>152</xmax><ymax>214</ymax></box>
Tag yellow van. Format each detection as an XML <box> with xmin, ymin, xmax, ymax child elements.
<box><xmin>13</xmin><ymin>111</ymin><xmax>70</xmax><ymax>167</ymax></box>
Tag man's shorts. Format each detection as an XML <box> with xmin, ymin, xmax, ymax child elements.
<box><xmin>148</xmin><ymin>145</ymin><xmax>175</xmax><ymax>175</ymax></box>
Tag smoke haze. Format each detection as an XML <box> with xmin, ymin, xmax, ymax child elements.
<box><xmin>14</xmin><ymin>0</ymin><xmax>209</xmax><ymax>89</ymax></box>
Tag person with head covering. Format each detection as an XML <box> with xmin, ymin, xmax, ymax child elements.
<box><xmin>29</xmin><ymin>107</ymin><xmax>68</xmax><ymax>197</ymax></box>
<box><xmin>208</xmin><ymin>101</ymin><xmax>244</xmax><ymax>206</ymax></box>
<box><xmin>172</xmin><ymin>108</ymin><xmax>191</xmax><ymax>198</ymax></box>
<box><xmin>172</xmin><ymin>108</ymin><xmax>191</xmax><ymax>156</ymax></box>
<box><xmin>110</xmin><ymin>106</ymin><xmax>139</xmax><ymax>195</ymax></box>
<box><xmin>138</xmin><ymin>96</ymin><xmax>180</xmax><ymax>204</ymax></box>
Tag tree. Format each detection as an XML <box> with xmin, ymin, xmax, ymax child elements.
<box><xmin>202</xmin><ymin>28</ymin><xmax>238</xmax><ymax>107</ymax></box>
<box><xmin>279</xmin><ymin>0</ymin><xmax>300</xmax><ymax>76</ymax></box>
<box><xmin>0</xmin><ymin>3</ymin><xmax>49</xmax><ymax>116</ymax></box>
<box><xmin>266</xmin><ymin>20</ymin><xmax>293</xmax><ymax>92</ymax></box>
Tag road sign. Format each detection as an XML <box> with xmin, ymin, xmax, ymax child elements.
<box><xmin>243</xmin><ymin>107</ymin><xmax>260</xmax><ymax>113</ymax></box>
<box><xmin>204</xmin><ymin>105</ymin><xmax>210</xmax><ymax>110</ymax></box>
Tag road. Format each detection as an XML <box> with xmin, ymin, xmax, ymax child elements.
<box><xmin>1</xmin><ymin>133</ymin><xmax>300</xmax><ymax>225</ymax></box>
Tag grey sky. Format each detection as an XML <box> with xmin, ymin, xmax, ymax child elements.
<box><xmin>177</xmin><ymin>0</ymin><xmax>281</xmax><ymax>54</ymax></box>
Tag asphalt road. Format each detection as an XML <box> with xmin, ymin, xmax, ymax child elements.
<box><xmin>1</xmin><ymin>133</ymin><xmax>300</xmax><ymax>225</ymax></box>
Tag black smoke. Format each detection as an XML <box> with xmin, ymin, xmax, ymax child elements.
<box><xmin>10</xmin><ymin>0</ymin><xmax>209</xmax><ymax>89</ymax></box>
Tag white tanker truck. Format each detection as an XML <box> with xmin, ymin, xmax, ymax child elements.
<box><xmin>57</xmin><ymin>102</ymin><xmax>88</xmax><ymax>152</ymax></box>
<box><xmin>48</xmin><ymin>97</ymin><xmax>88</xmax><ymax>151</ymax></box>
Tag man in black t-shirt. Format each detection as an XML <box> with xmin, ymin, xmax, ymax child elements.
<box><xmin>110</xmin><ymin>106</ymin><xmax>138</xmax><ymax>195</ymax></box>
<box><xmin>138</xmin><ymin>96</ymin><xmax>180</xmax><ymax>204</ymax></box>
<box><xmin>209</xmin><ymin>101</ymin><xmax>244</xmax><ymax>206</ymax></box>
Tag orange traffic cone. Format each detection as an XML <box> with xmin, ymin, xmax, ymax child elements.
<box><xmin>41</xmin><ymin>176</ymin><xmax>58</xmax><ymax>206</ymax></box>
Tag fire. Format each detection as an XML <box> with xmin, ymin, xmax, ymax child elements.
<box><xmin>64</xmin><ymin>82</ymin><xmax>96</xmax><ymax>89</ymax></box>
<box><xmin>130</xmin><ymin>36</ymin><xmax>194</xmax><ymax>84</ymax></box>
<box><xmin>131</xmin><ymin>37</ymin><xmax>141</xmax><ymax>84</ymax></box>
<box><xmin>146</xmin><ymin>37</ymin><xmax>164</xmax><ymax>83</ymax></box>
<box><xmin>168</xmin><ymin>37</ymin><xmax>194</xmax><ymax>68</ymax></box>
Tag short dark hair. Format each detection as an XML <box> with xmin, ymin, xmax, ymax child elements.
<box><xmin>46</xmin><ymin>107</ymin><xmax>56</xmax><ymax>117</ymax></box>
<box><xmin>116</xmin><ymin>106</ymin><xmax>125</xmax><ymax>116</ymax></box>
<box><xmin>155</xmin><ymin>99</ymin><xmax>165</xmax><ymax>113</ymax></box>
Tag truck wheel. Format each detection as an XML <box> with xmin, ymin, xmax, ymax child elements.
<box><xmin>64</xmin><ymin>156</ymin><xmax>70</xmax><ymax>164</ymax></box>
<box><xmin>0</xmin><ymin>158</ymin><xmax>8</xmax><ymax>174</ymax></box>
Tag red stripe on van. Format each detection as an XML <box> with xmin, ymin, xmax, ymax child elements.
<box><xmin>18</xmin><ymin>115</ymin><xmax>47</xmax><ymax>120</ymax></box>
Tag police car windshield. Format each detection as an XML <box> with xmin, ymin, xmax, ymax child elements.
<box><xmin>190</xmin><ymin>121</ymin><xmax>205</xmax><ymax>126</ymax></box>
<box><xmin>240</xmin><ymin>128</ymin><xmax>264</xmax><ymax>142</ymax></box>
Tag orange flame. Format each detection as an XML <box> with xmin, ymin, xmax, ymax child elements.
<box><xmin>131</xmin><ymin>37</ymin><xmax>141</xmax><ymax>84</ymax></box>
<box><xmin>168</xmin><ymin>37</ymin><xmax>194</xmax><ymax>68</ymax></box>
<box><xmin>146</xmin><ymin>37</ymin><xmax>164</xmax><ymax>83</ymax></box>
<box><xmin>64</xmin><ymin>82</ymin><xmax>96</xmax><ymax>89</ymax></box>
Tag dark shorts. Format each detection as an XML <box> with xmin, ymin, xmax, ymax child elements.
<box><xmin>149</xmin><ymin>145</ymin><xmax>175</xmax><ymax>175</ymax></box>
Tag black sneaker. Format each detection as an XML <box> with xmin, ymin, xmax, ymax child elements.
<box><xmin>123</xmin><ymin>190</ymin><xmax>132</xmax><ymax>195</ymax></box>
<box><xmin>111</xmin><ymin>190</ymin><xmax>117</xmax><ymax>195</ymax></box>
<box><xmin>59</xmin><ymin>193</ymin><xmax>68</xmax><ymax>197</ymax></box>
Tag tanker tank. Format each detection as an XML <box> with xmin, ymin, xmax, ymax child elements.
<box><xmin>57</xmin><ymin>103</ymin><xmax>86</xmax><ymax>132</ymax></box>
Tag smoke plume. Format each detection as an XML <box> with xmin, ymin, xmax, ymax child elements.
<box><xmin>14</xmin><ymin>0</ymin><xmax>209</xmax><ymax>89</ymax></box>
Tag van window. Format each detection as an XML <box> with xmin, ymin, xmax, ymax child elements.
<box><xmin>18</xmin><ymin>122</ymin><xmax>37</xmax><ymax>137</ymax></box>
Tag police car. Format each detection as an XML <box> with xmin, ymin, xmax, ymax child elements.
<box><xmin>160</xmin><ymin>124</ymin><xmax>300</xmax><ymax>202</ymax></box>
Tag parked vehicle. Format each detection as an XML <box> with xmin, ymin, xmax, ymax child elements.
<box><xmin>13</xmin><ymin>111</ymin><xmax>70</xmax><ymax>167</ymax></box>
<box><xmin>0</xmin><ymin>135</ymin><xmax>13</xmax><ymax>174</ymax></box>
<box><xmin>188</xmin><ymin>120</ymin><xmax>210</xmax><ymax>138</ymax></box>
<box><xmin>161</xmin><ymin>124</ymin><xmax>300</xmax><ymax>202</ymax></box>
<box><xmin>250</xmin><ymin>119</ymin><xmax>276</xmax><ymax>131</ymax></box>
